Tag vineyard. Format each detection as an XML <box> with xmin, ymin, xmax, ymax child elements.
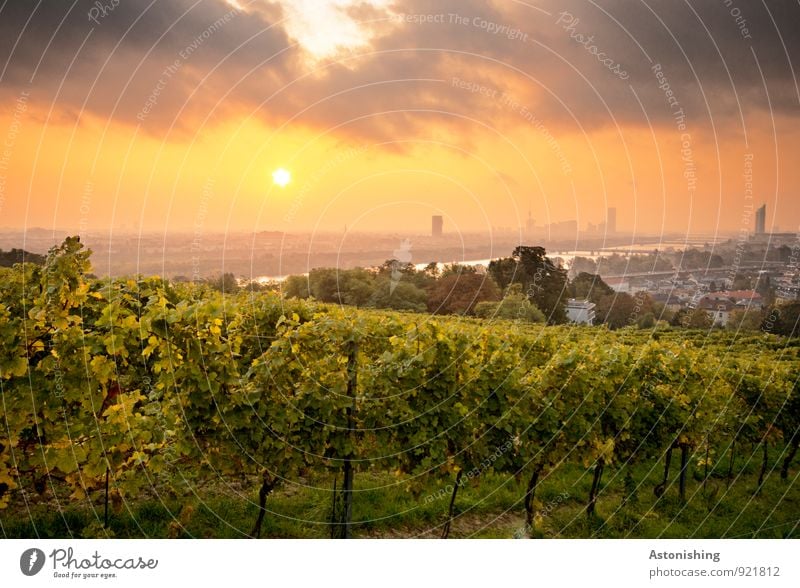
<box><xmin>1</xmin><ymin>238</ymin><xmax>799</xmax><ymax>538</ymax></box>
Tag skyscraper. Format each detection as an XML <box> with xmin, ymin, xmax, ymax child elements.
<box><xmin>755</xmin><ymin>204</ymin><xmax>766</xmax><ymax>234</ymax></box>
<box><xmin>431</xmin><ymin>215</ymin><xmax>443</xmax><ymax>238</ymax></box>
<box><xmin>607</xmin><ymin>207</ymin><xmax>617</xmax><ymax>234</ymax></box>
<box><xmin>526</xmin><ymin>210</ymin><xmax>535</xmax><ymax>233</ymax></box>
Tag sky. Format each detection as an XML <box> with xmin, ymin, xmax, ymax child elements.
<box><xmin>0</xmin><ymin>0</ymin><xmax>798</xmax><ymax>237</ymax></box>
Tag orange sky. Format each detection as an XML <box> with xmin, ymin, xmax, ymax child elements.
<box><xmin>0</xmin><ymin>0</ymin><xmax>798</xmax><ymax>236</ymax></box>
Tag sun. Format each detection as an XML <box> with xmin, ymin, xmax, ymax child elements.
<box><xmin>272</xmin><ymin>168</ymin><xmax>291</xmax><ymax>187</ymax></box>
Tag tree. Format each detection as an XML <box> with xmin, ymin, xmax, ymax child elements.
<box><xmin>678</xmin><ymin>308</ymin><xmax>712</xmax><ymax>329</ymax></box>
<box><xmin>368</xmin><ymin>278</ymin><xmax>427</xmax><ymax>312</ymax></box>
<box><xmin>338</xmin><ymin>268</ymin><xmax>377</xmax><ymax>307</ymax></box>
<box><xmin>596</xmin><ymin>252</ymin><xmax>673</xmax><ymax>274</ymax></box>
<box><xmin>285</xmin><ymin>268</ymin><xmax>378</xmax><ymax>304</ymax></box>
<box><xmin>652</xmin><ymin>301</ymin><xmax>674</xmax><ymax>323</ymax></box>
<box><xmin>632</xmin><ymin>291</ymin><xmax>656</xmax><ymax>317</ymax></box>
<box><xmin>755</xmin><ymin>274</ymin><xmax>771</xmax><ymax>296</ymax></box>
<box><xmin>727</xmin><ymin>308</ymin><xmax>763</xmax><ymax>331</ymax></box>
<box><xmin>568</xmin><ymin>272</ymin><xmax>614</xmax><ymax>303</ymax></box>
<box><xmin>732</xmin><ymin>273</ymin><xmax>752</xmax><ymax>290</ymax></box>
<box><xmin>514</xmin><ymin>246</ymin><xmax>568</xmax><ymax>323</ymax></box>
<box><xmin>308</xmin><ymin>268</ymin><xmax>343</xmax><ymax>302</ymax></box>
<box><xmin>376</xmin><ymin>259</ymin><xmax>434</xmax><ymax>291</ymax></box>
<box><xmin>282</xmin><ymin>274</ymin><xmax>310</xmax><ymax>298</ymax></box>
<box><xmin>474</xmin><ymin>284</ymin><xmax>545</xmax><ymax>322</ymax></box>
<box><xmin>246</xmin><ymin>280</ymin><xmax>280</xmax><ymax>293</ymax></box>
<box><xmin>569</xmin><ymin>256</ymin><xmax>597</xmax><ymax>277</ymax></box>
<box><xmin>488</xmin><ymin>246</ymin><xmax>568</xmax><ymax>324</ymax></box>
<box><xmin>440</xmin><ymin>263</ymin><xmax>478</xmax><ymax>277</ymax></box>
<box><xmin>486</xmin><ymin>257</ymin><xmax>518</xmax><ymax>291</ymax></box>
<box><xmin>0</xmin><ymin>248</ymin><xmax>45</xmax><ymax>267</ymax></box>
<box><xmin>763</xmin><ymin>302</ymin><xmax>800</xmax><ymax>337</ymax></box>
<box><xmin>593</xmin><ymin>291</ymin><xmax>655</xmax><ymax>330</ymax></box>
<box><xmin>427</xmin><ymin>272</ymin><xmax>501</xmax><ymax>315</ymax></box>
<box><xmin>376</xmin><ymin>259</ymin><xmax>416</xmax><ymax>279</ymax></box>
<box><xmin>674</xmin><ymin>249</ymin><xmax>724</xmax><ymax>270</ymax></box>
<box><xmin>637</xmin><ymin>312</ymin><xmax>656</xmax><ymax>329</ymax></box>
<box><xmin>209</xmin><ymin>272</ymin><xmax>239</xmax><ymax>293</ymax></box>
<box><xmin>595</xmin><ymin>293</ymin><xmax>637</xmax><ymax>329</ymax></box>
<box><xmin>421</xmin><ymin>262</ymin><xmax>440</xmax><ymax>279</ymax></box>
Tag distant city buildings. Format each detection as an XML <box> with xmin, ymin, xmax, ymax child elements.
<box><xmin>546</xmin><ymin>220</ymin><xmax>578</xmax><ymax>239</ymax></box>
<box><xmin>432</xmin><ymin>215</ymin><xmax>443</xmax><ymax>238</ymax></box>
<box><xmin>585</xmin><ymin>207</ymin><xmax>617</xmax><ymax>235</ymax></box>
<box><xmin>519</xmin><ymin>202</ymin><xmax>623</xmax><ymax>239</ymax></box>
<box><xmin>566</xmin><ymin>299</ymin><xmax>596</xmax><ymax>325</ymax></box>
<box><xmin>607</xmin><ymin>207</ymin><xmax>617</xmax><ymax>234</ymax></box>
<box><xmin>755</xmin><ymin>204</ymin><xmax>766</xmax><ymax>234</ymax></box>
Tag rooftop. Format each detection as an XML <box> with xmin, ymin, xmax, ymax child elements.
<box><xmin>566</xmin><ymin>298</ymin><xmax>596</xmax><ymax>309</ymax></box>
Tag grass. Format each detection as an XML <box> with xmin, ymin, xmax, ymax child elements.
<box><xmin>2</xmin><ymin>447</ymin><xmax>798</xmax><ymax>539</ymax></box>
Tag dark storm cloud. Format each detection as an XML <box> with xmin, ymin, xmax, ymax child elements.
<box><xmin>368</xmin><ymin>0</ymin><xmax>800</xmax><ymax>136</ymax></box>
<box><xmin>0</xmin><ymin>0</ymin><xmax>797</xmax><ymax>142</ymax></box>
<box><xmin>0</xmin><ymin>0</ymin><xmax>293</xmax><ymax>129</ymax></box>
<box><xmin>534</xmin><ymin>0</ymin><xmax>800</xmax><ymax>127</ymax></box>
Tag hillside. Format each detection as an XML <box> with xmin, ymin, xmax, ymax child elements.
<box><xmin>1</xmin><ymin>238</ymin><xmax>798</xmax><ymax>539</ymax></box>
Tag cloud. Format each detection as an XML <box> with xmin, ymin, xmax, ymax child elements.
<box><xmin>0</xmin><ymin>0</ymin><xmax>293</xmax><ymax>129</ymax></box>
<box><xmin>0</xmin><ymin>0</ymin><xmax>797</xmax><ymax>144</ymax></box>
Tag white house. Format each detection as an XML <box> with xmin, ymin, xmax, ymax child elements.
<box><xmin>566</xmin><ymin>299</ymin><xmax>596</xmax><ymax>325</ymax></box>
<box><xmin>698</xmin><ymin>296</ymin><xmax>737</xmax><ymax>327</ymax></box>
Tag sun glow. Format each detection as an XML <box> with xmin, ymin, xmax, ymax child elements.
<box><xmin>272</xmin><ymin>168</ymin><xmax>291</xmax><ymax>187</ymax></box>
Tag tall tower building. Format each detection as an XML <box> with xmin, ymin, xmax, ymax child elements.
<box><xmin>607</xmin><ymin>207</ymin><xmax>617</xmax><ymax>234</ymax></box>
<box><xmin>755</xmin><ymin>204</ymin><xmax>766</xmax><ymax>234</ymax></box>
<box><xmin>431</xmin><ymin>215</ymin><xmax>443</xmax><ymax>238</ymax></box>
